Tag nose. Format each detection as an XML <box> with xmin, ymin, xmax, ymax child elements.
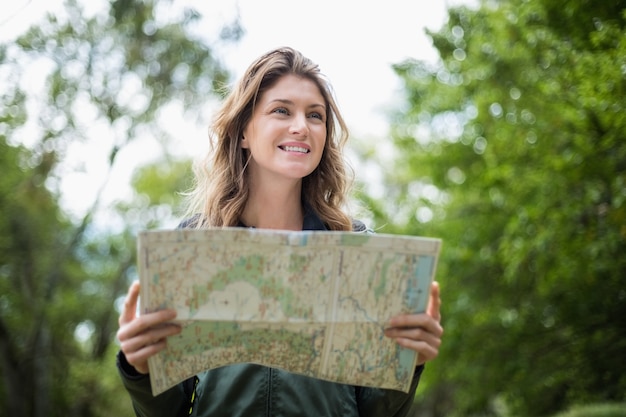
<box><xmin>289</xmin><ymin>112</ymin><xmax>309</xmax><ymax>137</ymax></box>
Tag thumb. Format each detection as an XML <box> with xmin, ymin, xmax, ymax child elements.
<box><xmin>426</xmin><ymin>281</ymin><xmax>441</xmax><ymax>322</ymax></box>
<box><xmin>118</xmin><ymin>281</ymin><xmax>140</xmax><ymax>326</ymax></box>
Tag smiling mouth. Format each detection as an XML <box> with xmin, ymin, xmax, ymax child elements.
<box><xmin>280</xmin><ymin>145</ymin><xmax>310</xmax><ymax>153</ymax></box>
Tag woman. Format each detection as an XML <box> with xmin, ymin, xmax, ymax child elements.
<box><xmin>116</xmin><ymin>47</ymin><xmax>443</xmax><ymax>417</ymax></box>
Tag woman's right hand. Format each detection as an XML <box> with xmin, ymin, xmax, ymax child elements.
<box><xmin>116</xmin><ymin>281</ymin><xmax>181</xmax><ymax>374</ymax></box>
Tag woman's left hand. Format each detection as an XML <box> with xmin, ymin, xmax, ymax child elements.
<box><xmin>384</xmin><ymin>281</ymin><xmax>443</xmax><ymax>365</ymax></box>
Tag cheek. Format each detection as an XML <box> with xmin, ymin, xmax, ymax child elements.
<box><xmin>316</xmin><ymin>144</ymin><xmax>326</xmax><ymax>165</ymax></box>
<box><xmin>315</xmin><ymin>125</ymin><xmax>327</xmax><ymax>144</ymax></box>
<box><xmin>320</xmin><ymin>129</ymin><xmax>328</xmax><ymax>149</ymax></box>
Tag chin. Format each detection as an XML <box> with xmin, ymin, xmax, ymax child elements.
<box><xmin>281</xmin><ymin>166</ymin><xmax>317</xmax><ymax>179</ymax></box>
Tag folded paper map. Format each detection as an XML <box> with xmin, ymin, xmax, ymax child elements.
<box><xmin>138</xmin><ymin>228</ymin><xmax>441</xmax><ymax>396</ymax></box>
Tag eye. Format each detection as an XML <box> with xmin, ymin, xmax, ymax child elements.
<box><xmin>309</xmin><ymin>112</ymin><xmax>324</xmax><ymax>121</ymax></box>
<box><xmin>272</xmin><ymin>107</ymin><xmax>289</xmax><ymax>115</ymax></box>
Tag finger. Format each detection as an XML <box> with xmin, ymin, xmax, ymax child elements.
<box><xmin>124</xmin><ymin>339</ymin><xmax>169</xmax><ymax>374</ymax></box>
<box><xmin>117</xmin><ymin>308</ymin><xmax>178</xmax><ymax>342</ymax></box>
<box><xmin>427</xmin><ymin>281</ymin><xmax>441</xmax><ymax>322</ymax></box>
<box><xmin>119</xmin><ymin>321</ymin><xmax>181</xmax><ymax>354</ymax></box>
<box><xmin>395</xmin><ymin>337</ymin><xmax>440</xmax><ymax>364</ymax></box>
<box><xmin>119</xmin><ymin>281</ymin><xmax>141</xmax><ymax>327</ymax></box>
<box><xmin>385</xmin><ymin>319</ymin><xmax>443</xmax><ymax>347</ymax></box>
<box><xmin>387</xmin><ymin>313</ymin><xmax>442</xmax><ymax>335</ymax></box>
<box><xmin>385</xmin><ymin>322</ymin><xmax>443</xmax><ymax>343</ymax></box>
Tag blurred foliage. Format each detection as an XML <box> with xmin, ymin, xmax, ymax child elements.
<box><xmin>355</xmin><ymin>0</ymin><xmax>626</xmax><ymax>416</ymax></box>
<box><xmin>0</xmin><ymin>0</ymin><xmax>238</xmax><ymax>415</ymax></box>
<box><xmin>551</xmin><ymin>403</ymin><xmax>626</xmax><ymax>417</ymax></box>
<box><xmin>2</xmin><ymin>0</ymin><xmax>625</xmax><ymax>415</ymax></box>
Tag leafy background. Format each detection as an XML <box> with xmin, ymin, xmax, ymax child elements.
<box><xmin>0</xmin><ymin>0</ymin><xmax>624</xmax><ymax>416</ymax></box>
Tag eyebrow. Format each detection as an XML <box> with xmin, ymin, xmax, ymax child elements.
<box><xmin>268</xmin><ymin>99</ymin><xmax>326</xmax><ymax>110</ymax></box>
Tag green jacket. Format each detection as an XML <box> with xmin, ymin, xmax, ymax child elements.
<box><xmin>117</xmin><ymin>211</ymin><xmax>425</xmax><ymax>416</ymax></box>
<box><xmin>118</xmin><ymin>355</ymin><xmax>424</xmax><ymax>417</ymax></box>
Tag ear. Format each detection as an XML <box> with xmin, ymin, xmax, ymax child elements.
<box><xmin>240</xmin><ymin>135</ymin><xmax>249</xmax><ymax>149</ymax></box>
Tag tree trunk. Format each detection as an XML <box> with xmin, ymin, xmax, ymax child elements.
<box><xmin>0</xmin><ymin>317</ymin><xmax>26</xmax><ymax>415</ymax></box>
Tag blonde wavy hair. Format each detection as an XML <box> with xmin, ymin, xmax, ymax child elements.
<box><xmin>183</xmin><ymin>47</ymin><xmax>353</xmax><ymax>230</ymax></box>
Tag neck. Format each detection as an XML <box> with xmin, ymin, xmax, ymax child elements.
<box><xmin>241</xmin><ymin>179</ymin><xmax>304</xmax><ymax>231</ymax></box>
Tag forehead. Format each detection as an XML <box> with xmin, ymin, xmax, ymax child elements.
<box><xmin>259</xmin><ymin>74</ymin><xmax>325</xmax><ymax>104</ymax></box>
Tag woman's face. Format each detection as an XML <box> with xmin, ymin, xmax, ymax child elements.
<box><xmin>242</xmin><ymin>74</ymin><xmax>327</xmax><ymax>185</ymax></box>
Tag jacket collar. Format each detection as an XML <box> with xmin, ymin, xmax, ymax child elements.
<box><xmin>302</xmin><ymin>203</ymin><xmax>327</xmax><ymax>231</ymax></box>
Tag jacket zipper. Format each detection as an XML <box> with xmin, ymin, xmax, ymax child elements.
<box><xmin>266</xmin><ymin>367</ymin><xmax>273</xmax><ymax>416</ymax></box>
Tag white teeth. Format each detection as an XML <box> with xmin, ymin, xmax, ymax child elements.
<box><xmin>282</xmin><ymin>146</ymin><xmax>309</xmax><ymax>153</ymax></box>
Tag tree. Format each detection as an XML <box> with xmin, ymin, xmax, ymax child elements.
<box><xmin>0</xmin><ymin>0</ymin><xmax>239</xmax><ymax>415</ymax></box>
<box><xmin>359</xmin><ymin>0</ymin><xmax>626</xmax><ymax>415</ymax></box>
